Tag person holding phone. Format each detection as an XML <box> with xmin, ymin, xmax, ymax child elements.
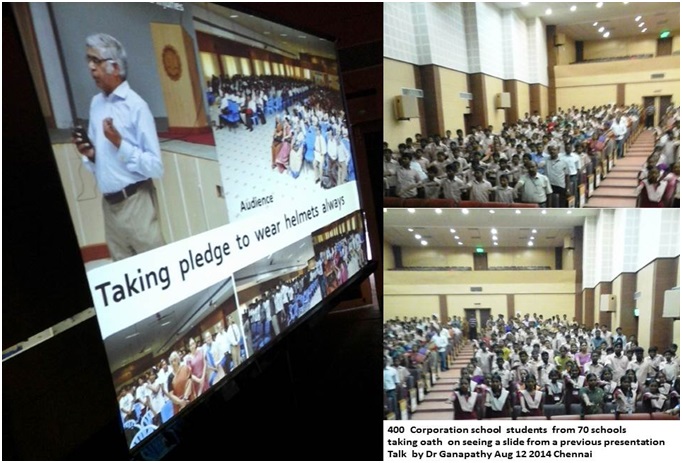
<box><xmin>73</xmin><ymin>33</ymin><xmax>165</xmax><ymax>261</ymax></box>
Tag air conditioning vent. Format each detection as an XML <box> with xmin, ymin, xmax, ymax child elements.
<box><xmin>470</xmin><ymin>286</ymin><xmax>483</xmax><ymax>292</ymax></box>
<box><xmin>651</xmin><ymin>73</ymin><xmax>665</xmax><ymax>79</ymax></box>
<box><xmin>401</xmin><ymin>88</ymin><xmax>424</xmax><ymax>98</ymax></box>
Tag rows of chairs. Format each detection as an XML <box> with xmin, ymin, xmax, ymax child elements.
<box><xmin>122</xmin><ymin>406</ymin><xmax>159</xmax><ymax>449</ymax></box>
<box><xmin>385</xmin><ymin>334</ymin><xmax>465</xmax><ymax>420</ymax></box>
<box><xmin>383</xmin><ymin>198</ymin><xmax>540</xmax><ymax>208</ymax></box>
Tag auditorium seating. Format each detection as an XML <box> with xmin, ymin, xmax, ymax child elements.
<box><xmin>383</xmin><ymin>198</ymin><xmax>540</xmax><ymax>209</ymax></box>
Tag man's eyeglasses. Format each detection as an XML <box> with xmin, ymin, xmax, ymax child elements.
<box><xmin>86</xmin><ymin>55</ymin><xmax>114</xmax><ymax>66</ymax></box>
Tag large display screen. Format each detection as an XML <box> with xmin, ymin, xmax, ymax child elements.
<box><xmin>21</xmin><ymin>2</ymin><xmax>369</xmax><ymax>451</ymax></box>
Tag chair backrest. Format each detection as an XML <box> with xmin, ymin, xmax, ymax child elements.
<box><xmin>130</xmin><ymin>424</ymin><xmax>158</xmax><ymax>449</ymax></box>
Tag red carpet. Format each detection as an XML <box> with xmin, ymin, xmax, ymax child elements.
<box><xmin>157</xmin><ymin>131</ymin><xmax>216</xmax><ymax>146</ymax></box>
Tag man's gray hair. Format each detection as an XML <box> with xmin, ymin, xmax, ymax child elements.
<box><xmin>86</xmin><ymin>33</ymin><xmax>127</xmax><ymax>79</ymax></box>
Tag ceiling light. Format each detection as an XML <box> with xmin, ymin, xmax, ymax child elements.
<box><xmin>435</xmin><ymin>208</ymin><xmax>443</xmax><ymax>214</ymax></box>
<box><xmin>229</xmin><ymin>14</ymin><xmax>239</xmax><ymax>18</ymax></box>
<box><xmin>264</xmin><ymin>31</ymin><xmax>271</xmax><ymax>35</ymax></box>
<box><xmin>408</xmin><ymin>228</ymin><xmax>414</xmax><ymax>232</ymax></box>
<box><xmin>638</xmin><ymin>22</ymin><xmax>645</xmax><ymax>28</ymax></box>
<box><xmin>593</xmin><ymin>22</ymin><xmax>599</xmax><ymax>26</ymax></box>
<box><xmin>454</xmin><ymin>236</ymin><xmax>460</xmax><ymax>240</ymax></box>
<box><xmin>603</xmin><ymin>32</ymin><xmax>610</xmax><ymax>38</ymax></box>
<box><xmin>570</xmin><ymin>5</ymin><xmax>577</xmax><ymax>12</ymax></box>
<box><xmin>492</xmin><ymin>236</ymin><xmax>498</xmax><ymax>241</ymax></box>
<box><xmin>530</xmin><ymin>236</ymin><xmax>535</xmax><ymax>240</ymax></box>
<box><xmin>642</xmin><ymin>28</ymin><xmax>648</xmax><ymax>33</ymax></box>
<box><xmin>489</xmin><ymin>210</ymin><xmax>495</xmax><ymax>214</ymax></box>
<box><xmin>462</xmin><ymin>209</ymin><xmax>469</xmax><ymax>215</ymax></box>
<box><xmin>298</xmin><ymin>35</ymin><xmax>307</xmax><ymax>39</ymax></box>
<box><xmin>532</xmin><ymin>229</ymin><xmax>537</xmax><ymax>234</ymax></box>
<box><xmin>415</xmin><ymin>234</ymin><xmax>422</xmax><ymax>239</ymax></box>
<box><xmin>280</xmin><ymin>33</ymin><xmax>288</xmax><ymax>37</ymax></box>
<box><xmin>383</xmin><ymin>208</ymin><xmax>387</xmax><ymax>213</ymax></box>
<box><xmin>450</xmin><ymin>229</ymin><xmax>456</xmax><ymax>233</ymax></box>
<box><xmin>596</xmin><ymin>2</ymin><xmax>603</xmax><ymax>8</ymax></box>
<box><xmin>491</xmin><ymin>228</ymin><xmax>498</xmax><ymax>234</ymax></box>
<box><xmin>421</xmin><ymin>240</ymin><xmax>428</xmax><ymax>246</ymax></box>
<box><xmin>515</xmin><ymin>210</ymin><xmax>521</xmax><ymax>214</ymax></box>
<box><xmin>521</xmin><ymin>2</ymin><xmax>529</xmax><ymax>5</ymax></box>
<box><xmin>598</xmin><ymin>26</ymin><xmax>605</xmax><ymax>32</ymax></box>
<box><xmin>458</xmin><ymin>242</ymin><xmax>463</xmax><ymax>245</ymax></box>
<box><xmin>494</xmin><ymin>242</ymin><xmax>499</xmax><ymax>246</ymax></box>
<box><xmin>408</xmin><ymin>208</ymin><xmax>415</xmax><ymax>213</ymax></box>
<box><xmin>545</xmin><ymin>8</ymin><xmax>552</xmax><ymax>15</ymax></box>
<box><xmin>567</xmin><ymin>210</ymin><xmax>572</xmax><ymax>214</ymax></box>
<box><xmin>635</xmin><ymin>16</ymin><xmax>642</xmax><ymax>22</ymax></box>
<box><xmin>528</xmin><ymin>241</ymin><xmax>534</xmax><ymax>246</ymax></box>
<box><xmin>541</xmin><ymin>210</ymin><xmax>547</xmax><ymax>215</ymax></box>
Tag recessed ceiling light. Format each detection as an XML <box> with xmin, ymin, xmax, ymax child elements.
<box><xmin>545</xmin><ymin>8</ymin><xmax>552</xmax><ymax>15</ymax></box>
<box><xmin>541</xmin><ymin>210</ymin><xmax>547</xmax><ymax>215</ymax></box>
<box><xmin>642</xmin><ymin>28</ymin><xmax>648</xmax><ymax>33</ymax></box>
<box><xmin>532</xmin><ymin>229</ymin><xmax>537</xmax><ymax>234</ymax></box>
<box><xmin>570</xmin><ymin>5</ymin><xmax>577</xmax><ymax>12</ymax></box>
<box><xmin>521</xmin><ymin>2</ymin><xmax>529</xmax><ymax>5</ymax></box>
<box><xmin>515</xmin><ymin>210</ymin><xmax>521</xmax><ymax>214</ymax></box>
<box><xmin>408</xmin><ymin>228</ymin><xmax>414</xmax><ymax>232</ymax></box>
<box><xmin>298</xmin><ymin>35</ymin><xmax>307</xmax><ymax>39</ymax></box>
<box><xmin>491</xmin><ymin>228</ymin><xmax>498</xmax><ymax>234</ymax></box>
<box><xmin>603</xmin><ymin>32</ymin><xmax>610</xmax><ymax>38</ymax></box>
<box><xmin>567</xmin><ymin>210</ymin><xmax>573</xmax><ymax>214</ymax></box>
<box><xmin>458</xmin><ymin>242</ymin><xmax>463</xmax><ymax>246</ymax></box>
<box><xmin>489</xmin><ymin>210</ymin><xmax>495</xmax><ymax>214</ymax></box>
<box><xmin>598</xmin><ymin>26</ymin><xmax>605</xmax><ymax>32</ymax></box>
<box><xmin>530</xmin><ymin>236</ymin><xmax>535</xmax><ymax>240</ymax></box>
<box><xmin>596</xmin><ymin>2</ymin><xmax>603</xmax><ymax>8</ymax></box>
<box><xmin>454</xmin><ymin>236</ymin><xmax>460</xmax><ymax>240</ymax></box>
<box><xmin>280</xmin><ymin>33</ymin><xmax>288</xmax><ymax>37</ymax></box>
<box><xmin>593</xmin><ymin>22</ymin><xmax>599</xmax><ymax>26</ymax></box>
<box><xmin>435</xmin><ymin>208</ymin><xmax>442</xmax><ymax>214</ymax></box>
<box><xmin>264</xmin><ymin>31</ymin><xmax>271</xmax><ymax>35</ymax></box>
<box><xmin>635</xmin><ymin>16</ymin><xmax>642</xmax><ymax>22</ymax></box>
<box><xmin>462</xmin><ymin>209</ymin><xmax>469</xmax><ymax>215</ymax></box>
<box><xmin>528</xmin><ymin>241</ymin><xmax>534</xmax><ymax>246</ymax></box>
<box><xmin>492</xmin><ymin>236</ymin><xmax>498</xmax><ymax>241</ymax></box>
<box><xmin>450</xmin><ymin>229</ymin><xmax>456</xmax><ymax>233</ymax></box>
<box><xmin>408</xmin><ymin>208</ymin><xmax>415</xmax><ymax>213</ymax></box>
<box><xmin>638</xmin><ymin>22</ymin><xmax>645</xmax><ymax>28</ymax></box>
<box><xmin>493</xmin><ymin>242</ymin><xmax>499</xmax><ymax>246</ymax></box>
<box><xmin>415</xmin><ymin>234</ymin><xmax>422</xmax><ymax>239</ymax></box>
<box><xmin>230</xmin><ymin>14</ymin><xmax>239</xmax><ymax>18</ymax></box>
<box><xmin>421</xmin><ymin>240</ymin><xmax>428</xmax><ymax>246</ymax></box>
<box><xmin>383</xmin><ymin>208</ymin><xmax>387</xmax><ymax>213</ymax></box>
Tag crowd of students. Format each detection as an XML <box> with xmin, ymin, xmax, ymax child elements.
<box><xmin>315</xmin><ymin>230</ymin><xmax>367</xmax><ymax>296</ymax></box>
<box><xmin>117</xmin><ymin>316</ymin><xmax>245</xmax><ymax>445</ymax></box>
<box><xmin>208</xmin><ymin>74</ymin><xmax>355</xmax><ymax>187</ymax></box>
<box><xmin>241</xmin><ymin>270</ymin><xmax>322</xmax><ymax>351</ymax></box>
<box><xmin>384</xmin><ymin>313</ymin><xmax>680</xmax><ymax>419</ymax></box>
<box><xmin>384</xmin><ymin>104</ymin><xmax>680</xmax><ymax>208</ymax></box>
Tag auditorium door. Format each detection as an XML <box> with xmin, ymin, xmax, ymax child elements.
<box><xmin>464</xmin><ymin>308</ymin><xmax>491</xmax><ymax>335</ymax></box>
<box><xmin>642</xmin><ymin>95</ymin><xmax>673</xmax><ymax>127</ymax></box>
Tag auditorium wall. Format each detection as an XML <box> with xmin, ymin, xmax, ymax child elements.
<box><xmin>583</xmin><ymin>36</ymin><xmax>658</xmax><ymax>61</ymax></box>
<box><xmin>517</xmin><ymin>81</ymin><xmax>531</xmax><ymax>119</ymax></box>
<box><xmin>398</xmin><ymin>247</ymin><xmax>557</xmax><ymax>270</ymax></box>
<box><xmin>484</xmin><ymin>74</ymin><xmax>507</xmax><ymax>132</ymax></box>
<box><xmin>636</xmin><ymin>261</ymin><xmax>655</xmax><ymax>350</ymax></box>
<box><xmin>554</xmin><ymin>55</ymin><xmax>680</xmax><ymax>108</ymax></box>
<box><xmin>438</xmin><ymin>67</ymin><xmax>470</xmax><ymax>134</ymax></box>
<box><xmin>384</xmin><ymin>270</ymin><xmax>576</xmax><ymax>321</ymax></box>
<box><xmin>52</xmin><ymin>143</ymin><xmax>228</xmax><ymax>251</ymax></box>
<box><xmin>384</xmin><ymin>58</ymin><xmax>421</xmax><ymax>147</ymax></box>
